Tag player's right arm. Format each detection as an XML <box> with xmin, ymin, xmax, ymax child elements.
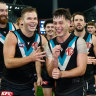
<box><xmin>3</xmin><ymin>32</ymin><xmax>46</xmax><ymax>69</ymax></box>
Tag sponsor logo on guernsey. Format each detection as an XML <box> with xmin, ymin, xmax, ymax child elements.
<box><xmin>18</xmin><ymin>43</ymin><xmax>25</xmax><ymax>47</ymax></box>
<box><xmin>65</xmin><ymin>47</ymin><xmax>74</xmax><ymax>56</ymax></box>
<box><xmin>32</xmin><ymin>42</ymin><xmax>38</xmax><ymax>50</ymax></box>
<box><xmin>1</xmin><ymin>91</ymin><xmax>13</xmax><ymax>96</ymax></box>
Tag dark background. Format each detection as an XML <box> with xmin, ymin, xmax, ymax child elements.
<box><xmin>2</xmin><ymin>0</ymin><xmax>96</xmax><ymax>22</ymax></box>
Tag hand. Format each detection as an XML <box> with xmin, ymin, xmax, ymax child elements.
<box><xmin>87</xmin><ymin>56</ymin><xmax>96</xmax><ymax>64</ymax></box>
<box><xmin>52</xmin><ymin>45</ymin><xmax>61</xmax><ymax>59</ymax></box>
<box><xmin>30</xmin><ymin>47</ymin><xmax>46</xmax><ymax>62</ymax></box>
<box><xmin>37</xmin><ymin>76</ymin><xmax>43</xmax><ymax>86</ymax></box>
<box><xmin>52</xmin><ymin>68</ymin><xmax>61</xmax><ymax>79</ymax></box>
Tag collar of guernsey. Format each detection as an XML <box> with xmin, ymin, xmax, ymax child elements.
<box><xmin>49</xmin><ymin>36</ymin><xmax>77</xmax><ymax>71</ymax></box>
<box><xmin>13</xmin><ymin>31</ymin><xmax>40</xmax><ymax>57</ymax></box>
<box><xmin>0</xmin><ymin>22</ymin><xmax>15</xmax><ymax>44</ymax></box>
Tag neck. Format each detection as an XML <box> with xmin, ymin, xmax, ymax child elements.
<box><xmin>47</xmin><ymin>34</ymin><xmax>55</xmax><ymax>40</ymax></box>
<box><xmin>0</xmin><ymin>23</ymin><xmax>7</xmax><ymax>28</ymax></box>
<box><xmin>21</xmin><ymin>28</ymin><xmax>34</xmax><ymax>37</ymax></box>
<box><xmin>57</xmin><ymin>32</ymin><xmax>70</xmax><ymax>43</ymax></box>
<box><xmin>74</xmin><ymin>29</ymin><xmax>86</xmax><ymax>37</ymax></box>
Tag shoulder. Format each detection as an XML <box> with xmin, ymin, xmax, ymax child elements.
<box><xmin>77</xmin><ymin>37</ymin><xmax>86</xmax><ymax>44</ymax></box>
<box><xmin>77</xmin><ymin>37</ymin><xmax>87</xmax><ymax>53</ymax></box>
<box><xmin>5</xmin><ymin>32</ymin><xmax>17</xmax><ymax>44</ymax></box>
<box><xmin>92</xmin><ymin>35</ymin><xmax>96</xmax><ymax>46</ymax></box>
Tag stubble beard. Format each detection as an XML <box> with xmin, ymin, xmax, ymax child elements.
<box><xmin>75</xmin><ymin>27</ymin><xmax>84</xmax><ymax>32</ymax></box>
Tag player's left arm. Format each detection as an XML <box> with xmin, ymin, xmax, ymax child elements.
<box><xmin>92</xmin><ymin>35</ymin><xmax>96</xmax><ymax>57</ymax></box>
<box><xmin>52</xmin><ymin>38</ymin><xmax>87</xmax><ymax>79</ymax></box>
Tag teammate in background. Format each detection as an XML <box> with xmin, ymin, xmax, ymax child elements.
<box><xmin>36</xmin><ymin>18</ymin><xmax>56</xmax><ymax>96</ymax></box>
<box><xmin>0</xmin><ymin>1</ymin><xmax>15</xmax><ymax>91</ymax></box>
<box><xmin>46</xmin><ymin>8</ymin><xmax>87</xmax><ymax>96</ymax></box>
<box><xmin>1</xmin><ymin>7</ymin><xmax>47</xmax><ymax>96</ymax></box>
<box><xmin>69</xmin><ymin>16</ymin><xmax>75</xmax><ymax>33</ymax></box>
<box><xmin>72</xmin><ymin>12</ymin><xmax>96</xmax><ymax>95</ymax></box>
<box><xmin>44</xmin><ymin>18</ymin><xmax>56</xmax><ymax>40</ymax></box>
<box><xmin>87</xmin><ymin>21</ymin><xmax>96</xmax><ymax>35</ymax></box>
<box><xmin>14</xmin><ymin>17</ymin><xmax>23</xmax><ymax>29</ymax></box>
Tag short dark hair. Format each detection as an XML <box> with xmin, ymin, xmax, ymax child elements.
<box><xmin>72</xmin><ymin>12</ymin><xmax>86</xmax><ymax>22</ymax></box>
<box><xmin>87</xmin><ymin>21</ymin><xmax>96</xmax><ymax>28</ymax></box>
<box><xmin>44</xmin><ymin>18</ymin><xmax>53</xmax><ymax>28</ymax></box>
<box><xmin>53</xmin><ymin>8</ymin><xmax>71</xmax><ymax>20</ymax></box>
<box><xmin>0</xmin><ymin>1</ymin><xmax>6</xmax><ymax>4</ymax></box>
<box><xmin>21</xmin><ymin>6</ymin><xmax>37</xmax><ymax>17</ymax></box>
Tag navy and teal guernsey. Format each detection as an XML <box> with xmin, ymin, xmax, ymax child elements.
<box><xmin>3</xmin><ymin>29</ymin><xmax>42</xmax><ymax>84</ymax></box>
<box><xmin>72</xmin><ymin>31</ymin><xmax>95</xmax><ymax>80</ymax></box>
<box><xmin>49</xmin><ymin>34</ymin><xmax>84</xmax><ymax>95</ymax></box>
<box><xmin>0</xmin><ymin>22</ymin><xmax>15</xmax><ymax>78</ymax></box>
<box><xmin>83</xmin><ymin>32</ymin><xmax>95</xmax><ymax>80</ymax></box>
<box><xmin>41</xmin><ymin>35</ymin><xmax>55</xmax><ymax>88</ymax></box>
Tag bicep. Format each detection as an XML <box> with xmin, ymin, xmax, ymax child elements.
<box><xmin>4</xmin><ymin>33</ymin><xmax>17</xmax><ymax>61</ymax></box>
<box><xmin>77</xmin><ymin>38</ymin><xmax>87</xmax><ymax>71</ymax></box>
<box><xmin>46</xmin><ymin>57</ymin><xmax>53</xmax><ymax>71</ymax></box>
<box><xmin>77</xmin><ymin>53</ymin><xmax>87</xmax><ymax>67</ymax></box>
<box><xmin>92</xmin><ymin>35</ymin><xmax>96</xmax><ymax>56</ymax></box>
<box><xmin>41</xmin><ymin>35</ymin><xmax>47</xmax><ymax>47</ymax></box>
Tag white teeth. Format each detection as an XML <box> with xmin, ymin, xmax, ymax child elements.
<box><xmin>29</xmin><ymin>22</ymin><xmax>35</xmax><ymax>26</ymax></box>
<box><xmin>30</xmin><ymin>24</ymin><xmax>35</xmax><ymax>27</ymax></box>
<box><xmin>56</xmin><ymin>28</ymin><xmax>62</xmax><ymax>32</ymax></box>
<box><xmin>56</xmin><ymin>30</ymin><xmax>62</xmax><ymax>32</ymax></box>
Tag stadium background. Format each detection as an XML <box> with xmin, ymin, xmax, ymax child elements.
<box><xmin>2</xmin><ymin>0</ymin><xmax>96</xmax><ymax>95</ymax></box>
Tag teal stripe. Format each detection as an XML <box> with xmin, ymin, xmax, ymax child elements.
<box><xmin>27</xmin><ymin>33</ymin><xmax>39</xmax><ymax>56</ymax></box>
<box><xmin>59</xmin><ymin>36</ymin><xmax>77</xmax><ymax>66</ymax></box>
<box><xmin>50</xmin><ymin>39</ymin><xmax>55</xmax><ymax>48</ymax></box>
<box><xmin>8</xmin><ymin>22</ymin><xmax>12</xmax><ymax>31</ymax></box>
<box><xmin>0</xmin><ymin>33</ymin><xmax>5</xmax><ymax>40</ymax></box>
<box><xmin>86</xmin><ymin>33</ymin><xmax>91</xmax><ymax>42</ymax></box>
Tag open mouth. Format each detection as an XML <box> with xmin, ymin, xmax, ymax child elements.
<box><xmin>29</xmin><ymin>23</ymin><xmax>36</xmax><ymax>29</ymax></box>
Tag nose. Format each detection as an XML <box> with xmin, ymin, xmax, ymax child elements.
<box><xmin>55</xmin><ymin>24</ymin><xmax>60</xmax><ymax>28</ymax></box>
<box><xmin>2</xmin><ymin>10</ymin><xmax>8</xmax><ymax>16</ymax></box>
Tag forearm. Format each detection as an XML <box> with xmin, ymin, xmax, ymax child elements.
<box><xmin>47</xmin><ymin>58</ymin><xmax>58</xmax><ymax>77</ymax></box>
<box><xmin>35</xmin><ymin>61</ymin><xmax>42</xmax><ymax>78</ymax></box>
<box><xmin>61</xmin><ymin>67</ymin><xmax>86</xmax><ymax>78</ymax></box>
<box><xmin>4</xmin><ymin>56</ymin><xmax>33</xmax><ymax>68</ymax></box>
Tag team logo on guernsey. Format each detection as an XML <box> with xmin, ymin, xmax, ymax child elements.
<box><xmin>0</xmin><ymin>34</ymin><xmax>2</xmax><ymax>37</ymax></box>
<box><xmin>1</xmin><ymin>91</ymin><xmax>13</xmax><ymax>96</ymax></box>
<box><xmin>86</xmin><ymin>42</ymin><xmax>92</xmax><ymax>49</ymax></box>
<box><xmin>65</xmin><ymin>47</ymin><xmax>74</xmax><ymax>56</ymax></box>
<box><xmin>32</xmin><ymin>42</ymin><xmax>38</xmax><ymax>50</ymax></box>
<box><xmin>18</xmin><ymin>43</ymin><xmax>25</xmax><ymax>47</ymax></box>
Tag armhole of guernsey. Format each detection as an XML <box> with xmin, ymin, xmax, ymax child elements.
<box><xmin>11</xmin><ymin>31</ymin><xmax>18</xmax><ymax>39</ymax></box>
<box><xmin>39</xmin><ymin>35</ymin><xmax>42</xmax><ymax>46</ymax></box>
